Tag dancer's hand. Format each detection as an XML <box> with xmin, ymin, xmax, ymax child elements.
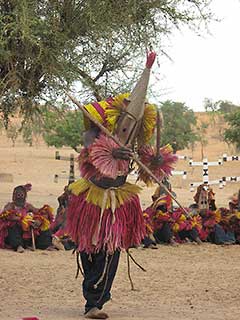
<box><xmin>112</xmin><ymin>147</ymin><xmax>132</xmax><ymax>160</ymax></box>
<box><xmin>151</xmin><ymin>155</ymin><xmax>164</xmax><ymax>166</ymax></box>
<box><xmin>32</xmin><ymin>220</ymin><xmax>41</xmax><ymax>228</ymax></box>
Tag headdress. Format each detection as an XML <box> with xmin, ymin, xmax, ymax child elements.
<box><xmin>82</xmin><ymin>51</ymin><xmax>157</xmax><ymax>146</ymax></box>
<box><xmin>194</xmin><ymin>184</ymin><xmax>209</xmax><ymax>211</ymax></box>
<box><xmin>114</xmin><ymin>51</ymin><xmax>156</xmax><ymax>145</ymax></box>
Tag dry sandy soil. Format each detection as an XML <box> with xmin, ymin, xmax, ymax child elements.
<box><xmin>0</xmin><ymin>114</ymin><xmax>240</xmax><ymax>320</ymax></box>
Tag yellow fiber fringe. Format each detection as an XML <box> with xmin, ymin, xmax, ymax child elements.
<box><xmin>69</xmin><ymin>178</ymin><xmax>142</xmax><ymax>209</ymax></box>
<box><xmin>137</xmin><ymin>103</ymin><xmax>157</xmax><ymax>145</ymax></box>
<box><xmin>82</xmin><ymin>92</ymin><xmax>158</xmax><ymax>143</ymax></box>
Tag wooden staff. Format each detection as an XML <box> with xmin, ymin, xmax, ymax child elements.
<box><xmin>31</xmin><ymin>227</ymin><xmax>36</xmax><ymax>251</ymax></box>
<box><xmin>65</xmin><ymin>92</ymin><xmax>188</xmax><ymax>215</ymax></box>
<box><xmin>238</xmin><ymin>189</ymin><xmax>240</xmax><ymax>211</ymax></box>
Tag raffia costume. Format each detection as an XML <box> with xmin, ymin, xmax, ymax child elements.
<box><xmin>67</xmin><ymin>93</ymin><xmax>156</xmax><ymax>254</ymax></box>
<box><xmin>66</xmin><ymin>53</ymin><xmax>177</xmax><ymax>318</ymax></box>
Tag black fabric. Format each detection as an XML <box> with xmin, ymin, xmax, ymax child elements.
<box><xmin>208</xmin><ymin>224</ymin><xmax>236</xmax><ymax>245</ymax></box>
<box><xmin>63</xmin><ymin>239</ymin><xmax>76</xmax><ymax>250</ymax></box>
<box><xmin>90</xmin><ymin>176</ymin><xmax>127</xmax><ymax>189</ymax></box>
<box><xmin>35</xmin><ymin>230</ymin><xmax>53</xmax><ymax>249</ymax></box>
<box><xmin>5</xmin><ymin>224</ymin><xmax>24</xmax><ymax>250</ymax></box>
<box><xmin>5</xmin><ymin>225</ymin><xmax>53</xmax><ymax>250</ymax></box>
<box><xmin>142</xmin><ymin>236</ymin><xmax>156</xmax><ymax>247</ymax></box>
<box><xmin>178</xmin><ymin>227</ymin><xmax>199</xmax><ymax>242</ymax></box>
<box><xmin>80</xmin><ymin>250</ymin><xmax>120</xmax><ymax>313</ymax></box>
<box><xmin>209</xmin><ymin>200</ymin><xmax>217</xmax><ymax>211</ymax></box>
<box><xmin>153</xmin><ymin>222</ymin><xmax>173</xmax><ymax>243</ymax></box>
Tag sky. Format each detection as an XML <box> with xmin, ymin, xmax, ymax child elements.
<box><xmin>156</xmin><ymin>0</ymin><xmax>240</xmax><ymax>111</ymax></box>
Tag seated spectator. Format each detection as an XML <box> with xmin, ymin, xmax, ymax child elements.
<box><xmin>143</xmin><ymin>180</ymin><xmax>178</xmax><ymax>247</ymax></box>
<box><xmin>0</xmin><ymin>184</ymin><xmax>55</xmax><ymax>252</ymax></box>
<box><xmin>51</xmin><ymin>186</ymin><xmax>75</xmax><ymax>250</ymax></box>
<box><xmin>229</xmin><ymin>190</ymin><xmax>240</xmax><ymax>213</ymax></box>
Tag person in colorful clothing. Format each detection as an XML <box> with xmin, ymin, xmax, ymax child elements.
<box><xmin>31</xmin><ymin>204</ymin><xmax>56</xmax><ymax>250</ymax></box>
<box><xmin>151</xmin><ymin>184</ymin><xmax>202</xmax><ymax>245</ymax></box>
<box><xmin>66</xmin><ymin>52</ymin><xmax>177</xmax><ymax>319</ymax></box>
<box><xmin>143</xmin><ymin>180</ymin><xmax>202</xmax><ymax>246</ymax></box>
<box><xmin>171</xmin><ymin>208</ymin><xmax>202</xmax><ymax>244</ymax></box>
<box><xmin>143</xmin><ymin>180</ymin><xmax>177</xmax><ymax>246</ymax></box>
<box><xmin>0</xmin><ymin>184</ymin><xmax>54</xmax><ymax>252</ymax></box>
<box><xmin>51</xmin><ymin>186</ymin><xmax>75</xmax><ymax>250</ymax></box>
<box><xmin>193</xmin><ymin>184</ymin><xmax>235</xmax><ymax>245</ymax></box>
<box><xmin>229</xmin><ymin>190</ymin><xmax>240</xmax><ymax>213</ymax></box>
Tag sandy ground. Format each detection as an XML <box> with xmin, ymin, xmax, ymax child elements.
<box><xmin>1</xmin><ymin>245</ymin><xmax>240</xmax><ymax>320</ymax></box>
<box><xmin>0</xmin><ymin>116</ymin><xmax>240</xmax><ymax>320</ymax></box>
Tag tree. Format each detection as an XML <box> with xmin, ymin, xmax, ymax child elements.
<box><xmin>195</xmin><ymin>121</ymin><xmax>209</xmax><ymax>159</ymax></box>
<box><xmin>204</xmin><ymin>98</ymin><xmax>239</xmax><ymax>115</ymax></box>
<box><xmin>6</xmin><ymin>123</ymin><xmax>20</xmax><ymax>146</ymax></box>
<box><xmin>224</xmin><ymin>110</ymin><xmax>240</xmax><ymax>150</ymax></box>
<box><xmin>22</xmin><ymin>125</ymin><xmax>33</xmax><ymax>146</ymax></box>
<box><xmin>203</xmin><ymin>98</ymin><xmax>219</xmax><ymax>126</ymax></box>
<box><xmin>218</xmin><ymin>100</ymin><xmax>239</xmax><ymax>114</ymax></box>
<box><xmin>204</xmin><ymin>98</ymin><xmax>240</xmax><ymax>143</ymax></box>
<box><xmin>160</xmin><ymin>101</ymin><xmax>198</xmax><ymax>153</ymax></box>
<box><xmin>0</xmin><ymin>1</ymin><xmax>213</xmax><ymax>126</ymax></box>
<box><xmin>42</xmin><ymin>107</ymin><xmax>84</xmax><ymax>152</ymax></box>
<box><xmin>21</xmin><ymin>112</ymin><xmax>44</xmax><ymax>146</ymax></box>
<box><xmin>0</xmin><ymin>118</ymin><xmax>3</xmax><ymax>132</ymax></box>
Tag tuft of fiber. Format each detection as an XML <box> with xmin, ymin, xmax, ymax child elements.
<box><xmin>66</xmin><ymin>180</ymin><xmax>145</xmax><ymax>254</ymax></box>
<box><xmin>89</xmin><ymin>134</ymin><xmax>129</xmax><ymax>179</ymax></box>
<box><xmin>137</xmin><ymin>103</ymin><xmax>157</xmax><ymax>146</ymax></box>
<box><xmin>137</xmin><ymin>144</ymin><xmax>178</xmax><ymax>185</ymax></box>
<box><xmin>77</xmin><ymin>147</ymin><xmax>101</xmax><ymax>180</ymax></box>
<box><xmin>24</xmin><ymin>183</ymin><xmax>32</xmax><ymax>192</ymax></box>
<box><xmin>146</xmin><ymin>51</ymin><xmax>156</xmax><ymax>69</ymax></box>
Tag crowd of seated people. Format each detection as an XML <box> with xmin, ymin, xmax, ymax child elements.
<box><xmin>0</xmin><ymin>184</ymin><xmax>75</xmax><ymax>253</ymax></box>
<box><xmin>142</xmin><ymin>180</ymin><xmax>240</xmax><ymax>248</ymax></box>
<box><xmin>1</xmin><ymin>182</ymin><xmax>240</xmax><ymax>253</ymax></box>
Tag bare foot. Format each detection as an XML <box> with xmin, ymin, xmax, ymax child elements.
<box><xmin>16</xmin><ymin>245</ymin><xmax>25</xmax><ymax>253</ymax></box>
<box><xmin>52</xmin><ymin>236</ymin><xmax>65</xmax><ymax>250</ymax></box>
<box><xmin>26</xmin><ymin>246</ymin><xmax>35</xmax><ymax>251</ymax></box>
<box><xmin>195</xmin><ymin>237</ymin><xmax>202</xmax><ymax>245</ymax></box>
<box><xmin>169</xmin><ymin>238</ymin><xmax>179</xmax><ymax>246</ymax></box>
<box><xmin>144</xmin><ymin>244</ymin><xmax>158</xmax><ymax>249</ymax></box>
<box><xmin>84</xmin><ymin>308</ymin><xmax>109</xmax><ymax>319</ymax></box>
<box><xmin>46</xmin><ymin>246</ymin><xmax>58</xmax><ymax>251</ymax></box>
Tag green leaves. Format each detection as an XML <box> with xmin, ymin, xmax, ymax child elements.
<box><xmin>160</xmin><ymin>100</ymin><xmax>198</xmax><ymax>153</ymax></box>
<box><xmin>42</xmin><ymin>108</ymin><xmax>84</xmax><ymax>152</ymax></box>
<box><xmin>0</xmin><ymin>0</ymin><xmax>213</xmax><ymax>124</ymax></box>
<box><xmin>224</xmin><ymin>110</ymin><xmax>240</xmax><ymax>150</ymax></box>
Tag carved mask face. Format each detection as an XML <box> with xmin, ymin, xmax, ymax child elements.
<box><xmin>198</xmin><ymin>189</ymin><xmax>209</xmax><ymax>211</ymax></box>
<box><xmin>12</xmin><ymin>186</ymin><xmax>27</xmax><ymax>208</ymax></box>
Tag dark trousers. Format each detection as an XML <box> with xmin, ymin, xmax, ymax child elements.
<box><xmin>142</xmin><ymin>236</ymin><xmax>156</xmax><ymax>247</ymax></box>
<box><xmin>178</xmin><ymin>227</ymin><xmax>199</xmax><ymax>242</ymax></box>
<box><xmin>154</xmin><ymin>222</ymin><xmax>173</xmax><ymax>243</ymax></box>
<box><xmin>63</xmin><ymin>239</ymin><xmax>76</xmax><ymax>250</ymax></box>
<box><xmin>5</xmin><ymin>224</ymin><xmax>52</xmax><ymax>250</ymax></box>
<box><xmin>208</xmin><ymin>224</ymin><xmax>236</xmax><ymax>244</ymax></box>
<box><xmin>5</xmin><ymin>224</ymin><xmax>24</xmax><ymax>250</ymax></box>
<box><xmin>80</xmin><ymin>250</ymin><xmax>120</xmax><ymax>313</ymax></box>
<box><xmin>35</xmin><ymin>230</ymin><xmax>52</xmax><ymax>249</ymax></box>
